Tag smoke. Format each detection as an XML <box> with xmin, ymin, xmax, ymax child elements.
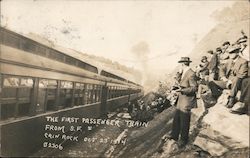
<box><xmin>131</xmin><ymin>41</ymin><xmax>155</xmax><ymax>92</ymax></box>
<box><xmin>131</xmin><ymin>41</ymin><xmax>150</xmax><ymax>67</ymax></box>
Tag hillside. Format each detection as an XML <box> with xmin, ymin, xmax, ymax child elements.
<box><xmin>189</xmin><ymin>19</ymin><xmax>249</xmax><ymax>68</ymax></box>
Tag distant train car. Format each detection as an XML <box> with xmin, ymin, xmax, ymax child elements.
<box><xmin>0</xmin><ymin>27</ymin><xmax>143</xmax><ymax>157</ymax></box>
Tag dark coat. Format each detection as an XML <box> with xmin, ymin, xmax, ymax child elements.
<box><xmin>176</xmin><ymin>69</ymin><xmax>198</xmax><ymax>112</ymax></box>
<box><xmin>208</xmin><ymin>54</ymin><xmax>219</xmax><ymax>73</ymax></box>
<box><xmin>220</xmin><ymin>56</ymin><xmax>248</xmax><ymax>80</ymax></box>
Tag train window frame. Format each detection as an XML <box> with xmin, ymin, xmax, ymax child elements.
<box><xmin>3</xmin><ymin>76</ymin><xmax>20</xmax><ymax>87</ymax></box>
<box><xmin>75</xmin><ymin>82</ymin><xmax>85</xmax><ymax>89</ymax></box>
<box><xmin>20</xmin><ymin>38</ymin><xmax>37</xmax><ymax>53</ymax></box>
<box><xmin>1</xmin><ymin>75</ymin><xmax>35</xmax><ymax>120</ymax></box>
<box><xmin>35</xmin><ymin>45</ymin><xmax>47</xmax><ymax>56</ymax></box>
<box><xmin>2</xmin><ymin>30</ymin><xmax>20</xmax><ymax>49</ymax></box>
<box><xmin>65</xmin><ymin>55</ymin><xmax>78</xmax><ymax>66</ymax></box>
<box><xmin>48</xmin><ymin>49</ymin><xmax>65</xmax><ymax>62</ymax></box>
<box><xmin>39</xmin><ymin>78</ymin><xmax>58</xmax><ymax>89</ymax></box>
<box><xmin>20</xmin><ymin>78</ymin><xmax>34</xmax><ymax>87</ymax></box>
<box><xmin>2</xmin><ymin>75</ymin><xmax>34</xmax><ymax>88</ymax></box>
<box><xmin>60</xmin><ymin>80</ymin><xmax>73</xmax><ymax>89</ymax></box>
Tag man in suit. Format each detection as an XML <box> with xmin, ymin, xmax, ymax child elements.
<box><xmin>207</xmin><ymin>49</ymin><xmax>220</xmax><ymax>80</ymax></box>
<box><xmin>169</xmin><ymin>57</ymin><xmax>198</xmax><ymax>148</ymax></box>
<box><xmin>208</xmin><ymin>45</ymin><xmax>248</xmax><ymax>107</ymax></box>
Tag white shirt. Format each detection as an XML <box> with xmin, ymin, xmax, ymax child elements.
<box><xmin>181</xmin><ymin>67</ymin><xmax>191</xmax><ymax>80</ymax></box>
<box><xmin>240</xmin><ymin>45</ymin><xmax>249</xmax><ymax>61</ymax></box>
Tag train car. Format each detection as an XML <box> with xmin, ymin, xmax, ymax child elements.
<box><xmin>0</xmin><ymin>27</ymin><xmax>143</xmax><ymax>157</ymax></box>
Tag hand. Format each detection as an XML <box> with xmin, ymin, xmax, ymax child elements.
<box><xmin>226</xmin><ymin>80</ymin><xmax>232</xmax><ymax>89</ymax></box>
<box><xmin>175</xmin><ymin>88</ymin><xmax>182</xmax><ymax>93</ymax></box>
<box><xmin>221</xmin><ymin>77</ymin><xmax>228</xmax><ymax>82</ymax></box>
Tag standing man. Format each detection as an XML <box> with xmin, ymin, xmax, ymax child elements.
<box><xmin>207</xmin><ymin>50</ymin><xmax>219</xmax><ymax>80</ymax></box>
<box><xmin>169</xmin><ymin>57</ymin><xmax>198</xmax><ymax>148</ymax></box>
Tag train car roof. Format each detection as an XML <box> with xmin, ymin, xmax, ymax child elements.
<box><xmin>1</xmin><ymin>27</ymin><xmax>142</xmax><ymax>86</ymax></box>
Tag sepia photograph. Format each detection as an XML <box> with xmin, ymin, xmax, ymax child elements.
<box><xmin>0</xmin><ymin>0</ymin><xmax>249</xmax><ymax>157</ymax></box>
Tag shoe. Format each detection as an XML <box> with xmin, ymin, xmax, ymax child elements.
<box><xmin>177</xmin><ymin>140</ymin><xmax>187</xmax><ymax>149</ymax></box>
<box><xmin>226</xmin><ymin>97</ymin><xmax>235</xmax><ymax>108</ymax></box>
<box><xmin>162</xmin><ymin>134</ymin><xmax>176</xmax><ymax>141</ymax></box>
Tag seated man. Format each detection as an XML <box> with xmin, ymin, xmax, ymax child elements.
<box><xmin>231</xmin><ymin>77</ymin><xmax>250</xmax><ymax>115</ymax></box>
<box><xmin>208</xmin><ymin>45</ymin><xmax>248</xmax><ymax>107</ymax></box>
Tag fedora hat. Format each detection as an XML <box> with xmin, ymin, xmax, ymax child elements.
<box><xmin>178</xmin><ymin>57</ymin><xmax>192</xmax><ymax>63</ymax></box>
<box><xmin>201</xmin><ymin>56</ymin><xmax>207</xmax><ymax>62</ymax></box>
<box><xmin>222</xmin><ymin>41</ymin><xmax>230</xmax><ymax>46</ymax></box>
<box><xmin>216</xmin><ymin>47</ymin><xmax>222</xmax><ymax>52</ymax></box>
<box><xmin>207</xmin><ymin>50</ymin><xmax>214</xmax><ymax>54</ymax></box>
<box><xmin>228</xmin><ymin>45</ymin><xmax>241</xmax><ymax>54</ymax></box>
<box><xmin>237</xmin><ymin>37</ymin><xmax>247</xmax><ymax>44</ymax></box>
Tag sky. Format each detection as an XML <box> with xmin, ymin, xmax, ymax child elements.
<box><xmin>0</xmin><ymin>0</ymin><xmax>236</xmax><ymax>86</ymax></box>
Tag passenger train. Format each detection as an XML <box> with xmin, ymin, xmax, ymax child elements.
<box><xmin>0</xmin><ymin>27</ymin><xmax>143</xmax><ymax>156</ymax></box>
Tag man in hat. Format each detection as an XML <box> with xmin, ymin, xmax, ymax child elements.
<box><xmin>216</xmin><ymin>47</ymin><xmax>223</xmax><ymax>54</ymax></box>
<box><xmin>168</xmin><ymin>57</ymin><xmax>198</xmax><ymax>148</ymax></box>
<box><xmin>222</xmin><ymin>41</ymin><xmax>230</xmax><ymax>53</ymax></box>
<box><xmin>237</xmin><ymin>35</ymin><xmax>249</xmax><ymax>61</ymax></box>
<box><xmin>196</xmin><ymin>56</ymin><xmax>209</xmax><ymax>98</ymax></box>
<box><xmin>219</xmin><ymin>42</ymin><xmax>231</xmax><ymax>79</ymax></box>
<box><xmin>208</xmin><ymin>45</ymin><xmax>248</xmax><ymax>107</ymax></box>
<box><xmin>197</xmin><ymin>56</ymin><xmax>209</xmax><ymax>78</ymax></box>
<box><xmin>207</xmin><ymin>50</ymin><xmax>219</xmax><ymax>80</ymax></box>
<box><xmin>221</xmin><ymin>41</ymin><xmax>230</xmax><ymax>61</ymax></box>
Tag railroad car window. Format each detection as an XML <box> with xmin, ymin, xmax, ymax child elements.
<box><xmin>21</xmin><ymin>39</ymin><xmax>37</xmax><ymax>52</ymax></box>
<box><xmin>86</xmin><ymin>84</ymin><xmax>93</xmax><ymax>104</ymax></box>
<box><xmin>36</xmin><ymin>45</ymin><xmax>47</xmax><ymax>56</ymax></box>
<box><xmin>96</xmin><ymin>85</ymin><xmax>100</xmax><ymax>102</ymax></box>
<box><xmin>78</xmin><ymin>61</ymin><xmax>86</xmax><ymax>69</ymax></box>
<box><xmin>85</xmin><ymin>64</ymin><xmax>98</xmax><ymax>74</ymax></box>
<box><xmin>59</xmin><ymin>81</ymin><xmax>73</xmax><ymax>108</ymax></box>
<box><xmin>74</xmin><ymin>83</ymin><xmax>85</xmax><ymax>106</ymax></box>
<box><xmin>76</xmin><ymin>83</ymin><xmax>84</xmax><ymax>89</ymax></box>
<box><xmin>2</xmin><ymin>31</ymin><xmax>20</xmax><ymax>48</ymax></box>
<box><xmin>20</xmin><ymin>78</ymin><xmax>33</xmax><ymax>87</ymax></box>
<box><xmin>3</xmin><ymin>77</ymin><xmax>20</xmax><ymax>87</ymax></box>
<box><xmin>39</xmin><ymin>79</ymin><xmax>57</xmax><ymax>88</ymax></box>
<box><xmin>1</xmin><ymin>76</ymin><xmax>34</xmax><ymax>119</ymax></box>
<box><xmin>48</xmin><ymin>49</ymin><xmax>64</xmax><ymax>62</ymax></box>
<box><xmin>61</xmin><ymin>81</ymin><xmax>73</xmax><ymax>89</ymax></box>
<box><xmin>65</xmin><ymin>56</ymin><xmax>77</xmax><ymax>66</ymax></box>
<box><xmin>92</xmin><ymin>85</ymin><xmax>96</xmax><ymax>102</ymax></box>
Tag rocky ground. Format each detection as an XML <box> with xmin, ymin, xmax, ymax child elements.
<box><xmin>33</xmin><ymin>92</ymin><xmax>249</xmax><ymax>158</ymax></box>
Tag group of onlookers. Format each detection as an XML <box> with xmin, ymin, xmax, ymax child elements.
<box><xmin>194</xmin><ymin>32</ymin><xmax>249</xmax><ymax>114</ymax></box>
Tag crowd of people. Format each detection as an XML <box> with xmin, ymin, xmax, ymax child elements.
<box><xmin>194</xmin><ymin>31</ymin><xmax>249</xmax><ymax>114</ymax></box>
<box><xmin>160</xmin><ymin>31</ymin><xmax>249</xmax><ymax>149</ymax></box>
<box><xmin>125</xmin><ymin>31</ymin><xmax>249</xmax><ymax>149</ymax></box>
<box><xmin>127</xmin><ymin>96</ymin><xmax>171</xmax><ymax>122</ymax></box>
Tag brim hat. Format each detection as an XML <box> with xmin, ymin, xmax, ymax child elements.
<box><xmin>216</xmin><ymin>47</ymin><xmax>222</xmax><ymax>53</ymax></box>
<box><xmin>207</xmin><ymin>50</ymin><xmax>214</xmax><ymax>54</ymax></box>
<box><xmin>201</xmin><ymin>56</ymin><xmax>207</xmax><ymax>61</ymax></box>
<box><xmin>222</xmin><ymin>41</ymin><xmax>230</xmax><ymax>46</ymax></box>
<box><xmin>228</xmin><ymin>45</ymin><xmax>241</xmax><ymax>54</ymax></box>
<box><xmin>178</xmin><ymin>57</ymin><xmax>192</xmax><ymax>63</ymax></box>
<box><xmin>237</xmin><ymin>37</ymin><xmax>247</xmax><ymax>44</ymax></box>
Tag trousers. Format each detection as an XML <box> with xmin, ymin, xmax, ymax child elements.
<box><xmin>208</xmin><ymin>77</ymin><xmax>243</xmax><ymax>97</ymax></box>
<box><xmin>240</xmin><ymin>77</ymin><xmax>250</xmax><ymax>104</ymax></box>
<box><xmin>171</xmin><ymin>109</ymin><xmax>191</xmax><ymax>144</ymax></box>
